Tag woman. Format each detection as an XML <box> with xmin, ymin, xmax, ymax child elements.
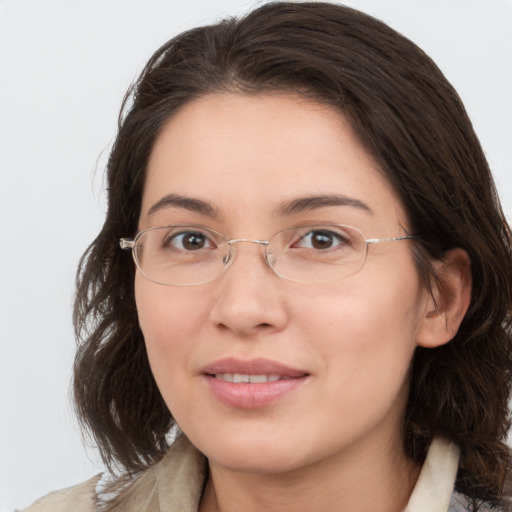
<box><xmin>21</xmin><ymin>2</ymin><xmax>512</xmax><ymax>511</ymax></box>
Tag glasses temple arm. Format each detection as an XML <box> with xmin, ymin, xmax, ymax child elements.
<box><xmin>365</xmin><ymin>235</ymin><xmax>416</xmax><ymax>244</ymax></box>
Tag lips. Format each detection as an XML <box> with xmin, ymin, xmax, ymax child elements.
<box><xmin>201</xmin><ymin>357</ymin><xmax>309</xmax><ymax>409</ymax></box>
<box><xmin>214</xmin><ymin>373</ymin><xmax>283</xmax><ymax>383</ymax></box>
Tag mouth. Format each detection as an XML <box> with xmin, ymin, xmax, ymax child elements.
<box><xmin>201</xmin><ymin>358</ymin><xmax>310</xmax><ymax>409</ymax></box>
<box><xmin>202</xmin><ymin>357</ymin><xmax>309</xmax><ymax>382</ymax></box>
<box><xmin>213</xmin><ymin>373</ymin><xmax>289</xmax><ymax>383</ymax></box>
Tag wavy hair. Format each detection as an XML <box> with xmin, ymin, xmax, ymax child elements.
<box><xmin>73</xmin><ymin>2</ymin><xmax>512</xmax><ymax>508</ymax></box>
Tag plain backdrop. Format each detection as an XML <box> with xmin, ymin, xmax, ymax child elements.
<box><xmin>1</xmin><ymin>0</ymin><xmax>511</xmax><ymax>509</ymax></box>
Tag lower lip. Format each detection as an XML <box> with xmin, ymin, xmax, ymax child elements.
<box><xmin>204</xmin><ymin>375</ymin><xmax>308</xmax><ymax>409</ymax></box>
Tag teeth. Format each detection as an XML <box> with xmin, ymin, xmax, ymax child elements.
<box><xmin>214</xmin><ymin>373</ymin><xmax>283</xmax><ymax>383</ymax></box>
<box><xmin>249</xmin><ymin>374</ymin><xmax>268</xmax><ymax>383</ymax></box>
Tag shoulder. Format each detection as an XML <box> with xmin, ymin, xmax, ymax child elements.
<box><xmin>16</xmin><ymin>435</ymin><xmax>205</xmax><ymax>512</ymax></box>
<box><xmin>16</xmin><ymin>474</ymin><xmax>101</xmax><ymax>512</ymax></box>
<box><xmin>449</xmin><ymin>492</ymin><xmax>473</xmax><ymax>512</ymax></box>
<box><xmin>101</xmin><ymin>434</ymin><xmax>206</xmax><ymax>511</ymax></box>
<box><xmin>449</xmin><ymin>491</ymin><xmax>512</xmax><ymax>512</ymax></box>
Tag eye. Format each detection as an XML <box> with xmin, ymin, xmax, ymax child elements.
<box><xmin>163</xmin><ymin>230</ymin><xmax>216</xmax><ymax>251</ymax></box>
<box><xmin>293</xmin><ymin>228</ymin><xmax>349</xmax><ymax>250</ymax></box>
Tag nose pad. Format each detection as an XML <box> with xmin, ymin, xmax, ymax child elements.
<box><xmin>222</xmin><ymin>239</ymin><xmax>272</xmax><ymax>274</ymax></box>
<box><xmin>264</xmin><ymin>245</ymin><xmax>276</xmax><ymax>268</ymax></box>
<box><xmin>222</xmin><ymin>244</ymin><xmax>234</xmax><ymax>267</ymax></box>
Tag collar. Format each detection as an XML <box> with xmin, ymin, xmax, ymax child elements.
<box><xmin>404</xmin><ymin>437</ymin><xmax>460</xmax><ymax>512</ymax></box>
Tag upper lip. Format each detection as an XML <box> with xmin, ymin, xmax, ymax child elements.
<box><xmin>201</xmin><ymin>357</ymin><xmax>309</xmax><ymax>377</ymax></box>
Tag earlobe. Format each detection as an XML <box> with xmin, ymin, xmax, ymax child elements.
<box><xmin>416</xmin><ymin>248</ymin><xmax>472</xmax><ymax>348</ymax></box>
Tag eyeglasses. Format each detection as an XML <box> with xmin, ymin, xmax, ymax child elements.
<box><xmin>119</xmin><ymin>224</ymin><xmax>414</xmax><ymax>286</ymax></box>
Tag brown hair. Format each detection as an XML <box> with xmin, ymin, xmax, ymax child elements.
<box><xmin>73</xmin><ymin>2</ymin><xmax>512</xmax><ymax>508</ymax></box>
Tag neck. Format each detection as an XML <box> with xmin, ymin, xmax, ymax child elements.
<box><xmin>199</xmin><ymin>434</ymin><xmax>420</xmax><ymax>512</ymax></box>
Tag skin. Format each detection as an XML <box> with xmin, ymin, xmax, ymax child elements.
<box><xmin>135</xmin><ymin>93</ymin><xmax>468</xmax><ymax>512</ymax></box>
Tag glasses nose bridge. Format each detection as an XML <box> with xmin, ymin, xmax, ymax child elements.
<box><xmin>224</xmin><ymin>238</ymin><xmax>273</xmax><ymax>270</ymax></box>
<box><xmin>226</xmin><ymin>238</ymin><xmax>270</xmax><ymax>247</ymax></box>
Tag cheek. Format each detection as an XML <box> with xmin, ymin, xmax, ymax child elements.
<box><xmin>134</xmin><ymin>276</ymin><xmax>207</xmax><ymax>387</ymax></box>
<box><xmin>297</xmin><ymin>275</ymin><xmax>424</xmax><ymax>342</ymax></box>
<box><xmin>294</xmin><ymin>265</ymin><xmax>426</xmax><ymax>387</ymax></box>
<box><xmin>135</xmin><ymin>277</ymin><xmax>216</xmax><ymax>426</ymax></box>
<box><xmin>136</xmin><ymin>275</ymin><xmax>202</xmax><ymax>343</ymax></box>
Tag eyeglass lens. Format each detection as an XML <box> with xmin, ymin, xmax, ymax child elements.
<box><xmin>131</xmin><ymin>225</ymin><xmax>369</xmax><ymax>286</ymax></box>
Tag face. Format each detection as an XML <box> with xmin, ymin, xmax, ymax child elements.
<box><xmin>135</xmin><ymin>93</ymin><xmax>431</xmax><ymax>476</ymax></box>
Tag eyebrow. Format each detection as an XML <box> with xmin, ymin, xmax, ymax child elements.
<box><xmin>276</xmin><ymin>194</ymin><xmax>373</xmax><ymax>216</ymax></box>
<box><xmin>147</xmin><ymin>193</ymin><xmax>218</xmax><ymax>217</ymax></box>
<box><xmin>147</xmin><ymin>193</ymin><xmax>372</xmax><ymax>219</ymax></box>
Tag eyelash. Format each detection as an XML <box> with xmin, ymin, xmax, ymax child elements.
<box><xmin>160</xmin><ymin>227</ymin><xmax>352</xmax><ymax>252</ymax></box>
<box><xmin>162</xmin><ymin>230</ymin><xmax>216</xmax><ymax>251</ymax></box>
<box><xmin>292</xmin><ymin>229</ymin><xmax>350</xmax><ymax>251</ymax></box>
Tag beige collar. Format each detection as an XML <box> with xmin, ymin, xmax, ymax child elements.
<box><xmin>404</xmin><ymin>437</ymin><xmax>460</xmax><ymax>512</ymax></box>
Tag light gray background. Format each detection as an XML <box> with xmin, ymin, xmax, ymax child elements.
<box><xmin>1</xmin><ymin>0</ymin><xmax>511</xmax><ymax>509</ymax></box>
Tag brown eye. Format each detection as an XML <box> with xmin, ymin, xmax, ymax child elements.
<box><xmin>182</xmin><ymin>233</ymin><xmax>206</xmax><ymax>250</ymax></box>
<box><xmin>165</xmin><ymin>231</ymin><xmax>213</xmax><ymax>251</ymax></box>
<box><xmin>296</xmin><ymin>230</ymin><xmax>347</xmax><ymax>250</ymax></box>
<box><xmin>310</xmin><ymin>231</ymin><xmax>335</xmax><ymax>249</ymax></box>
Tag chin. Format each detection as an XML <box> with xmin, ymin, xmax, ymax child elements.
<box><xmin>207</xmin><ymin>447</ymin><xmax>306</xmax><ymax>475</ymax></box>
<box><xmin>186</xmin><ymin>426</ymin><xmax>308</xmax><ymax>474</ymax></box>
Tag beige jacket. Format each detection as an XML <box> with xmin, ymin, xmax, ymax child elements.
<box><xmin>19</xmin><ymin>436</ymin><xmax>461</xmax><ymax>512</ymax></box>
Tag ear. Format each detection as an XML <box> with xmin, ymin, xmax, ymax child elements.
<box><xmin>416</xmin><ymin>248</ymin><xmax>472</xmax><ymax>348</ymax></box>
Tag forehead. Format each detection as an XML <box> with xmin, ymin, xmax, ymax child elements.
<box><xmin>141</xmin><ymin>93</ymin><xmax>406</xmax><ymax>232</ymax></box>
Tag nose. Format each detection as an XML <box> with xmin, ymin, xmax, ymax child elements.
<box><xmin>209</xmin><ymin>241</ymin><xmax>289</xmax><ymax>338</ymax></box>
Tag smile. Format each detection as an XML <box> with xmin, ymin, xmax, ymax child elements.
<box><xmin>201</xmin><ymin>358</ymin><xmax>309</xmax><ymax>409</ymax></box>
